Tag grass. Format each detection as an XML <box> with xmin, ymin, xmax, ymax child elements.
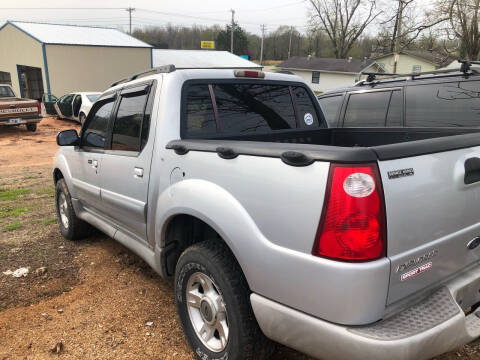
<box><xmin>41</xmin><ymin>216</ymin><xmax>57</xmax><ymax>226</ymax></box>
<box><xmin>36</xmin><ymin>187</ymin><xmax>55</xmax><ymax>197</ymax></box>
<box><xmin>4</xmin><ymin>221</ymin><xmax>23</xmax><ymax>231</ymax></box>
<box><xmin>0</xmin><ymin>206</ymin><xmax>30</xmax><ymax>218</ymax></box>
<box><xmin>0</xmin><ymin>188</ymin><xmax>30</xmax><ymax>202</ymax></box>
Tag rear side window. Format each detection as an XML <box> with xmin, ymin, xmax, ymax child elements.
<box><xmin>82</xmin><ymin>99</ymin><xmax>114</xmax><ymax>148</ymax></box>
<box><xmin>213</xmin><ymin>84</ymin><xmax>296</xmax><ymax>134</ymax></box>
<box><xmin>406</xmin><ymin>81</ymin><xmax>480</xmax><ymax>127</ymax></box>
<box><xmin>318</xmin><ymin>95</ymin><xmax>342</xmax><ymax>127</ymax></box>
<box><xmin>185</xmin><ymin>84</ymin><xmax>217</xmax><ymax>136</ymax></box>
<box><xmin>343</xmin><ymin>91</ymin><xmax>391</xmax><ymax>127</ymax></box>
<box><xmin>386</xmin><ymin>90</ymin><xmax>403</xmax><ymax>127</ymax></box>
<box><xmin>111</xmin><ymin>91</ymin><xmax>148</xmax><ymax>152</ymax></box>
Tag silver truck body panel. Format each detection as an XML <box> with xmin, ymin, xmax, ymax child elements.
<box><xmin>379</xmin><ymin>149</ymin><xmax>480</xmax><ymax>305</ymax></box>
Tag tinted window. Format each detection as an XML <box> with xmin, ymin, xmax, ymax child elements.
<box><xmin>344</xmin><ymin>91</ymin><xmax>391</xmax><ymax>127</ymax></box>
<box><xmin>0</xmin><ymin>86</ymin><xmax>14</xmax><ymax>97</ymax></box>
<box><xmin>406</xmin><ymin>81</ymin><xmax>480</xmax><ymax>127</ymax></box>
<box><xmin>293</xmin><ymin>86</ymin><xmax>321</xmax><ymax>128</ymax></box>
<box><xmin>83</xmin><ymin>99</ymin><xmax>114</xmax><ymax>148</ymax></box>
<box><xmin>213</xmin><ymin>84</ymin><xmax>297</xmax><ymax>134</ymax></box>
<box><xmin>185</xmin><ymin>85</ymin><xmax>217</xmax><ymax>136</ymax></box>
<box><xmin>319</xmin><ymin>95</ymin><xmax>342</xmax><ymax>127</ymax></box>
<box><xmin>386</xmin><ymin>90</ymin><xmax>403</xmax><ymax>127</ymax></box>
<box><xmin>112</xmin><ymin>92</ymin><xmax>148</xmax><ymax>152</ymax></box>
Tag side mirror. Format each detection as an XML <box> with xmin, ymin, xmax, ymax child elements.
<box><xmin>57</xmin><ymin>129</ymin><xmax>79</xmax><ymax>146</ymax></box>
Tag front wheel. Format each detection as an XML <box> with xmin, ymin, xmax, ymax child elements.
<box><xmin>175</xmin><ymin>240</ymin><xmax>274</xmax><ymax>360</ymax></box>
<box><xmin>55</xmin><ymin>179</ymin><xmax>93</xmax><ymax>240</ymax></box>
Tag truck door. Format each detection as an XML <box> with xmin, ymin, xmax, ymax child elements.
<box><xmin>68</xmin><ymin>95</ymin><xmax>116</xmax><ymax>212</ymax></box>
<box><xmin>99</xmin><ymin>81</ymin><xmax>157</xmax><ymax>244</ymax></box>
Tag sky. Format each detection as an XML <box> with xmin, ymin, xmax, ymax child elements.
<box><xmin>0</xmin><ymin>0</ymin><xmax>313</xmax><ymax>35</ymax></box>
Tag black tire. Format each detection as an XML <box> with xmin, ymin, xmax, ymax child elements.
<box><xmin>26</xmin><ymin>123</ymin><xmax>37</xmax><ymax>132</ymax></box>
<box><xmin>175</xmin><ymin>240</ymin><xmax>274</xmax><ymax>360</ymax></box>
<box><xmin>79</xmin><ymin>113</ymin><xmax>86</xmax><ymax>126</ymax></box>
<box><xmin>55</xmin><ymin>179</ymin><xmax>93</xmax><ymax>240</ymax></box>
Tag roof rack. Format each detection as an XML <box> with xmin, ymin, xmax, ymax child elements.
<box><xmin>359</xmin><ymin>60</ymin><xmax>480</xmax><ymax>84</ymax></box>
<box><xmin>110</xmin><ymin>64</ymin><xmax>176</xmax><ymax>87</ymax></box>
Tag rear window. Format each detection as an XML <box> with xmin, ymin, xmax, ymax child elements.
<box><xmin>0</xmin><ymin>86</ymin><xmax>15</xmax><ymax>97</ymax></box>
<box><xmin>87</xmin><ymin>94</ymin><xmax>100</xmax><ymax>102</ymax></box>
<box><xmin>406</xmin><ymin>81</ymin><xmax>480</xmax><ymax>127</ymax></box>
<box><xmin>183</xmin><ymin>82</ymin><xmax>323</xmax><ymax>137</ymax></box>
<box><xmin>318</xmin><ymin>95</ymin><xmax>342</xmax><ymax>127</ymax></box>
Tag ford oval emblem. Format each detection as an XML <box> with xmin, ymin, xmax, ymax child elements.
<box><xmin>467</xmin><ymin>237</ymin><xmax>480</xmax><ymax>250</ymax></box>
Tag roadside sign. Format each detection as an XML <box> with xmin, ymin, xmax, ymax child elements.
<box><xmin>201</xmin><ymin>41</ymin><xmax>215</xmax><ymax>49</ymax></box>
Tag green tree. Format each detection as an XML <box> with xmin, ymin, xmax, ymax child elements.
<box><xmin>216</xmin><ymin>23</ymin><xmax>249</xmax><ymax>55</ymax></box>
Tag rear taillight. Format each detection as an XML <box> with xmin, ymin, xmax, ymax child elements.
<box><xmin>313</xmin><ymin>163</ymin><xmax>386</xmax><ymax>262</ymax></box>
<box><xmin>36</xmin><ymin>101</ymin><xmax>41</xmax><ymax>113</ymax></box>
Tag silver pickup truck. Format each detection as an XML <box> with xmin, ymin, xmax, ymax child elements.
<box><xmin>53</xmin><ymin>66</ymin><xmax>480</xmax><ymax>360</ymax></box>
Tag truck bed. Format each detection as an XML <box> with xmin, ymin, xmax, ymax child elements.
<box><xmin>169</xmin><ymin>128</ymin><xmax>480</xmax><ymax>165</ymax></box>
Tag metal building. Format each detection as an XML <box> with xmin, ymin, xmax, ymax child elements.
<box><xmin>0</xmin><ymin>21</ymin><xmax>152</xmax><ymax>100</ymax></box>
<box><xmin>152</xmin><ymin>49</ymin><xmax>262</xmax><ymax>70</ymax></box>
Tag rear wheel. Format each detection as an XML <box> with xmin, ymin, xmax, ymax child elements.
<box><xmin>175</xmin><ymin>240</ymin><xmax>274</xmax><ymax>360</ymax></box>
<box><xmin>26</xmin><ymin>123</ymin><xmax>37</xmax><ymax>132</ymax></box>
<box><xmin>55</xmin><ymin>179</ymin><xmax>93</xmax><ymax>240</ymax></box>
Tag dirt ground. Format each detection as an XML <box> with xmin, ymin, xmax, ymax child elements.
<box><xmin>0</xmin><ymin>117</ymin><xmax>478</xmax><ymax>360</ymax></box>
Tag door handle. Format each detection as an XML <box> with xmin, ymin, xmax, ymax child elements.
<box><xmin>465</xmin><ymin>157</ymin><xmax>480</xmax><ymax>184</ymax></box>
<box><xmin>88</xmin><ymin>159</ymin><xmax>98</xmax><ymax>168</ymax></box>
<box><xmin>134</xmin><ymin>167</ymin><xmax>144</xmax><ymax>178</ymax></box>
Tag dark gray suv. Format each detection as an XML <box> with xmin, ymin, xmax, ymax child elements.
<box><xmin>318</xmin><ymin>64</ymin><xmax>480</xmax><ymax>129</ymax></box>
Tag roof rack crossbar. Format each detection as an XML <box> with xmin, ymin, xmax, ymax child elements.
<box><xmin>110</xmin><ymin>64</ymin><xmax>176</xmax><ymax>87</ymax></box>
<box><xmin>359</xmin><ymin>61</ymin><xmax>479</xmax><ymax>85</ymax></box>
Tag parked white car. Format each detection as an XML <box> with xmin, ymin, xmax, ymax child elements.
<box><xmin>54</xmin><ymin>92</ymin><xmax>101</xmax><ymax>124</ymax></box>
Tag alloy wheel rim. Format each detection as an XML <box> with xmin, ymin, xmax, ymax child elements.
<box><xmin>58</xmin><ymin>192</ymin><xmax>69</xmax><ymax>229</ymax></box>
<box><xmin>186</xmin><ymin>271</ymin><xmax>229</xmax><ymax>352</ymax></box>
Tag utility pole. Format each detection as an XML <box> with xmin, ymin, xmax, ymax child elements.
<box><xmin>260</xmin><ymin>25</ymin><xmax>266</xmax><ymax>65</ymax></box>
<box><xmin>230</xmin><ymin>9</ymin><xmax>235</xmax><ymax>53</ymax></box>
<box><xmin>126</xmin><ymin>7</ymin><xmax>135</xmax><ymax>35</ymax></box>
<box><xmin>393</xmin><ymin>0</ymin><xmax>403</xmax><ymax>74</ymax></box>
<box><xmin>288</xmin><ymin>26</ymin><xmax>294</xmax><ymax>59</ymax></box>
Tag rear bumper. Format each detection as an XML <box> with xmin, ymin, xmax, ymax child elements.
<box><xmin>0</xmin><ymin>116</ymin><xmax>42</xmax><ymax>126</ymax></box>
<box><xmin>251</xmin><ymin>266</ymin><xmax>480</xmax><ymax>360</ymax></box>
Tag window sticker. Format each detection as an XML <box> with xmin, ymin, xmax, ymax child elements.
<box><xmin>304</xmin><ymin>113</ymin><xmax>314</xmax><ymax>125</ymax></box>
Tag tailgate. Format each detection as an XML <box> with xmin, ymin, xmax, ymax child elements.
<box><xmin>0</xmin><ymin>99</ymin><xmax>38</xmax><ymax>119</ymax></box>
<box><xmin>379</xmin><ymin>146</ymin><xmax>480</xmax><ymax>305</ymax></box>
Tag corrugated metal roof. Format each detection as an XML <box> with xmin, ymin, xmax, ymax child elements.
<box><xmin>152</xmin><ymin>50</ymin><xmax>261</xmax><ymax>69</ymax></box>
<box><xmin>5</xmin><ymin>21</ymin><xmax>152</xmax><ymax>48</ymax></box>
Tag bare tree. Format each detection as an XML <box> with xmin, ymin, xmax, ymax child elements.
<box><xmin>308</xmin><ymin>0</ymin><xmax>382</xmax><ymax>58</ymax></box>
<box><xmin>435</xmin><ymin>0</ymin><xmax>480</xmax><ymax>60</ymax></box>
<box><xmin>377</xmin><ymin>0</ymin><xmax>448</xmax><ymax>54</ymax></box>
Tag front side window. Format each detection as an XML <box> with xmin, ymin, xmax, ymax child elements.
<box><xmin>82</xmin><ymin>99</ymin><xmax>114</xmax><ymax>148</ymax></box>
<box><xmin>406</xmin><ymin>81</ymin><xmax>480</xmax><ymax>127</ymax></box>
<box><xmin>318</xmin><ymin>95</ymin><xmax>343</xmax><ymax>127</ymax></box>
<box><xmin>111</xmin><ymin>92</ymin><xmax>148</xmax><ymax>152</ymax></box>
<box><xmin>344</xmin><ymin>91</ymin><xmax>391</xmax><ymax>127</ymax></box>
<box><xmin>312</xmin><ymin>71</ymin><xmax>320</xmax><ymax>84</ymax></box>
